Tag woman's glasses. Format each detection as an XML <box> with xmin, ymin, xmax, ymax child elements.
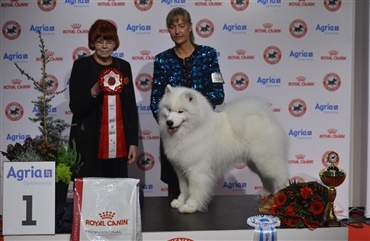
<box><xmin>94</xmin><ymin>39</ymin><xmax>115</xmax><ymax>47</ymax></box>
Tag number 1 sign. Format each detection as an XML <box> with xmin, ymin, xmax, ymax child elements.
<box><xmin>3</xmin><ymin>161</ymin><xmax>55</xmax><ymax>235</ymax></box>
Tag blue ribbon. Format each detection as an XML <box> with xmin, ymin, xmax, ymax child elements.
<box><xmin>247</xmin><ymin>215</ymin><xmax>280</xmax><ymax>241</ymax></box>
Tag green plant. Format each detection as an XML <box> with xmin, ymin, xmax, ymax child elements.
<box><xmin>1</xmin><ymin>31</ymin><xmax>82</xmax><ymax>183</ymax></box>
<box><xmin>56</xmin><ymin>140</ymin><xmax>82</xmax><ymax>184</ymax></box>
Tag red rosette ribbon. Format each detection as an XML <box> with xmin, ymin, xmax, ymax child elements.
<box><xmin>97</xmin><ymin>67</ymin><xmax>127</xmax><ymax>159</ymax></box>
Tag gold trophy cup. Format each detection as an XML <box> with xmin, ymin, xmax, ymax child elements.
<box><xmin>319</xmin><ymin>151</ymin><xmax>346</xmax><ymax>227</ymax></box>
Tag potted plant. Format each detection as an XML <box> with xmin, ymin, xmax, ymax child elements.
<box><xmin>1</xmin><ymin>31</ymin><xmax>82</xmax><ymax>201</ymax></box>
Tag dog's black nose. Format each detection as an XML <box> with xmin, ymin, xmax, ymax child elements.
<box><xmin>166</xmin><ymin>120</ymin><xmax>173</xmax><ymax>127</ymax></box>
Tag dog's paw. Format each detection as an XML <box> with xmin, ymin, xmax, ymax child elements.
<box><xmin>178</xmin><ymin>204</ymin><xmax>197</xmax><ymax>214</ymax></box>
<box><xmin>170</xmin><ymin>199</ymin><xmax>183</xmax><ymax>209</ymax></box>
<box><xmin>258</xmin><ymin>189</ymin><xmax>271</xmax><ymax>198</ymax></box>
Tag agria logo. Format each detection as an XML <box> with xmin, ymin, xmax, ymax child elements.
<box><xmin>2</xmin><ymin>20</ymin><xmax>21</xmax><ymax>40</ymax></box>
<box><xmin>7</xmin><ymin>165</ymin><xmax>53</xmax><ymax>181</ymax></box>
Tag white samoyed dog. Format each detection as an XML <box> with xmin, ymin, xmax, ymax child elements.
<box><xmin>158</xmin><ymin>85</ymin><xmax>289</xmax><ymax>213</ymax></box>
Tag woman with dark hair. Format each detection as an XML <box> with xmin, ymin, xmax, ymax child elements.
<box><xmin>69</xmin><ymin>19</ymin><xmax>138</xmax><ymax>178</ymax></box>
<box><xmin>150</xmin><ymin>8</ymin><xmax>225</xmax><ymax>198</ymax></box>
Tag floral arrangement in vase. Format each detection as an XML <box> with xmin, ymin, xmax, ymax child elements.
<box><xmin>1</xmin><ymin>31</ymin><xmax>82</xmax><ymax>185</ymax></box>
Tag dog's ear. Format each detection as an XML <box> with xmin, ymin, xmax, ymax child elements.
<box><xmin>164</xmin><ymin>84</ymin><xmax>173</xmax><ymax>94</ymax></box>
<box><xmin>184</xmin><ymin>91</ymin><xmax>196</xmax><ymax>103</ymax></box>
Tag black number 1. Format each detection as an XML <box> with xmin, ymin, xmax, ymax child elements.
<box><xmin>22</xmin><ymin>195</ymin><xmax>37</xmax><ymax>226</ymax></box>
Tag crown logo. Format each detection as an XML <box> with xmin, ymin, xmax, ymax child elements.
<box><xmin>140</xmin><ymin>50</ymin><xmax>150</xmax><ymax>55</ymax></box>
<box><xmin>327</xmin><ymin>129</ymin><xmax>337</xmax><ymax>134</ymax></box>
<box><xmin>296</xmin><ymin>76</ymin><xmax>306</xmax><ymax>82</ymax></box>
<box><xmin>99</xmin><ymin>211</ymin><xmax>115</xmax><ymax>219</ymax></box>
<box><xmin>329</xmin><ymin>50</ymin><xmax>338</xmax><ymax>55</ymax></box>
<box><xmin>12</xmin><ymin>79</ymin><xmax>22</xmax><ymax>85</ymax></box>
<box><xmin>45</xmin><ymin>51</ymin><xmax>54</xmax><ymax>57</ymax></box>
<box><xmin>142</xmin><ymin>130</ymin><xmax>151</xmax><ymax>135</ymax></box>
<box><xmin>263</xmin><ymin>23</ymin><xmax>273</xmax><ymax>28</ymax></box>
<box><xmin>295</xmin><ymin>154</ymin><xmax>305</xmax><ymax>160</ymax></box>
<box><xmin>236</xmin><ymin>49</ymin><xmax>246</xmax><ymax>55</ymax></box>
<box><xmin>71</xmin><ymin>23</ymin><xmax>82</xmax><ymax>29</ymax></box>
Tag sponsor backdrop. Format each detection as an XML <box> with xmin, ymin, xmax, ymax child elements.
<box><xmin>1</xmin><ymin>0</ymin><xmax>353</xmax><ymax>219</ymax></box>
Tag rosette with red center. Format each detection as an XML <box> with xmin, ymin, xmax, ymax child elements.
<box><xmin>97</xmin><ymin>67</ymin><xmax>127</xmax><ymax>159</ymax></box>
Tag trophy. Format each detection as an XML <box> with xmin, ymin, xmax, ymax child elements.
<box><xmin>319</xmin><ymin>151</ymin><xmax>346</xmax><ymax>227</ymax></box>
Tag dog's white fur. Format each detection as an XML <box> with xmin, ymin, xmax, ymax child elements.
<box><xmin>158</xmin><ymin>85</ymin><xmax>289</xmax><ymax>213</ymax></box>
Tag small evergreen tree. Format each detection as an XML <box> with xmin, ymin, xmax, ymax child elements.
<box><xmin>14</xmin><ymin>31</ymin><xmax>69</xmax><ymax>147</ymax></box>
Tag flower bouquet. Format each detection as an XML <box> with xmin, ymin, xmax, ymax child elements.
<box><xmin>259</xmin><ymin>181</ymin><xmax>329</xmax><ymax>229</ymax></box>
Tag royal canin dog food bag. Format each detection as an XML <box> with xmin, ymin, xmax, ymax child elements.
<box><xmin>70</xmin><ymin>178</ymin><xmax>142</xmax><ymax>241</ymax></box>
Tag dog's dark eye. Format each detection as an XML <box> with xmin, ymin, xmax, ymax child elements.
<box><xmin>168</xmin><ymin>108</ymin><xmax>171</xmax><ymax>112</ymax></box>
<box><xmin>178</xmin><ymin>110</ymin><xmax>183</xmax><ymax>114</ymax></box>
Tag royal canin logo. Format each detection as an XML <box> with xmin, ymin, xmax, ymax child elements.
<box><xmin>3</xmin><ymin>79</ymin><xmax>31</xmax><ymax>90</ymax></box>
<box><xmin>1</xmin><ymin>0</ymin><xmax>29</xmax><ymax>7</ymax></box>
<box><xmin>319</xmin><ymin>129</ymin><xmax>345</xmax><ymax>139</ymax></box>
<box><xmin>63</xmin><ymin>23</ymin><xmax>89</xmax><ymax>34</ymax></box>
<box><xmin>288</xmin><ymin>76</ymin><xmax>315</xmax><ymax>87</ymax></box>
<box><xmin>255</xmin><ymin>23</ymin><xmax>281</xmax><ymax>33</ymax></box>
<box><xmin>97</xmin><ymin>0</ymin><xmax>126</xmax><ymax>6</ymax></box>
<box><xmin>132</xmin><ymin>50</ymin><xmax>154</xmax><ymax>61</ymax></box>
<box><xmin>288</xmin><ymin>0</ymin><xmax>315</xmax><ymax>7</ymax></box>
<box><xmin>288</xmin><ymin>154</ymin><xmax>314</xmax><ymax>165</ymax></box>
<box><xmin>194</xmin><ymin>0</ymin><xmax>223</xmax><ymax>6</ymax></box>
<box><xmin>320</xmin><ymin>50</ymin><xmax>347</xmax><ymax>61</ymax></box>
<box><xmin>85</xmin><ymin>211</ymin><xmax>129</xmax><ymax>227</ymax></box>
<box><xmin>228</xmin><ymin>49</ymin><xmax>255</xmax><ymax>60</ymax></box>
<box><xmin>36</xmin><ymin>51</ymin><xmax>63</xmax><ymax>62</ymax></box>
<box><xmin>139</xmin><ymin>130</ymin><xmax>160</xmax><ymax>140</ymax></box>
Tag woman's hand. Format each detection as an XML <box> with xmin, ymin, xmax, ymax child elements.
<box><xmin>91</xmin><ymin>82</ymin><xmax>101</xmax><ymax>98</ymax></box>
<box><xmin>128</xmin><ymin>145</ymin><xmax>137</xmax><ymax>164</ymax></box>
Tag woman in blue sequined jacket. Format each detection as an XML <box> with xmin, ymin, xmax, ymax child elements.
<box><xmin>150</xmin><ymin>7</ymin><xmax>225</xmax><ymax>198</ymax></box>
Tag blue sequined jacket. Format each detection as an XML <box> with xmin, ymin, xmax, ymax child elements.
<box><xmin>150</xmin><ymin>45</ymin><xmax>225</xmax><ymax>122</ymax></box>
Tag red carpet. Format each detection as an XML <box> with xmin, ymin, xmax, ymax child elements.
<box><xmin>348</xmin><ymin>225</ymin><xmax>370</xmax><ymax>241</ymax></box>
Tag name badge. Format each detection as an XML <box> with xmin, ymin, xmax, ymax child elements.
<box><xmin>211</xmin><ymin>72</ymin><xmax>224</xmax><ymax>83</ymax></box>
